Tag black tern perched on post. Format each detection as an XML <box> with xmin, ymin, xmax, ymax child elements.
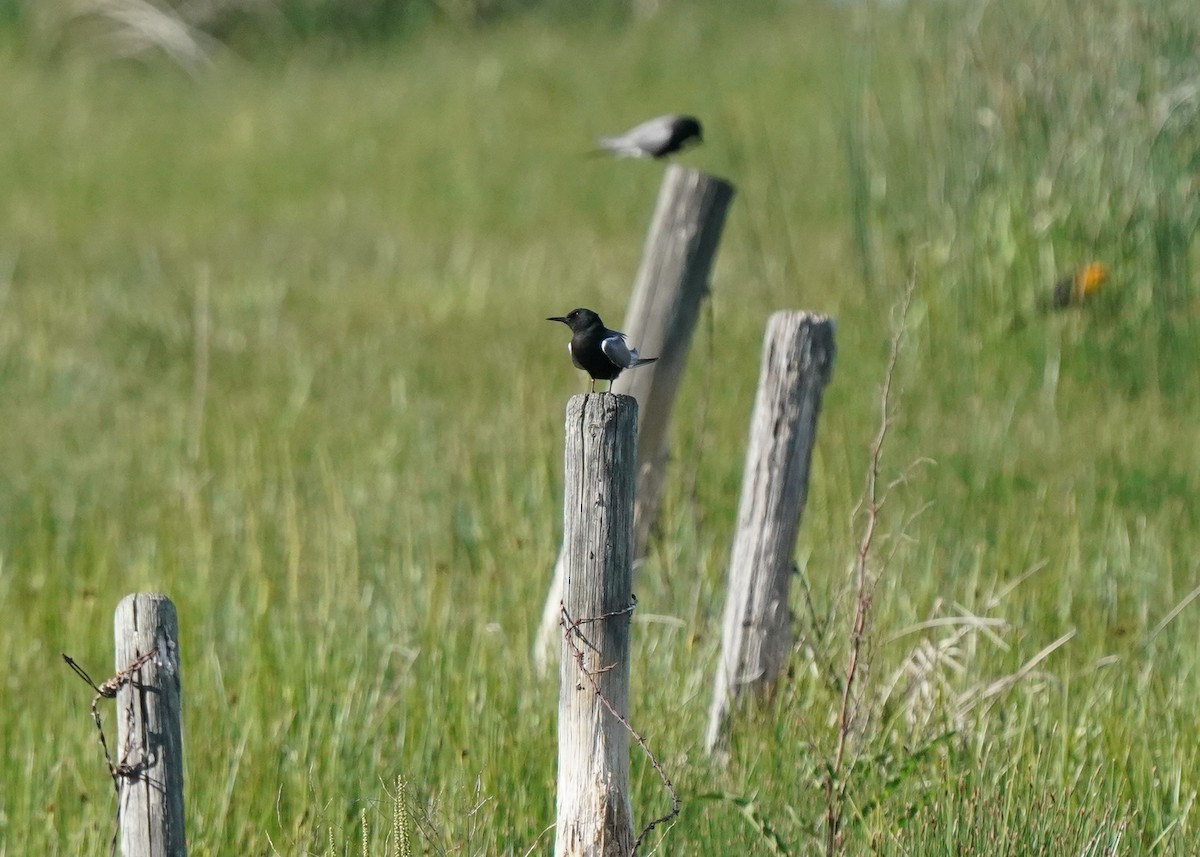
<box><xmin>596</xmin><ymin>114</ymin><xmax>704</xmax><ymax>159</ymax></box>
<box><xmin>547</xmin><ymin>308</ymin><xmax>658</xmax><ymax>393</ymax></box>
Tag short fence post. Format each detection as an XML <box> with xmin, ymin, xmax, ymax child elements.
<box><xmin>114</xmin><ymin>593</ymin><xmax>187</xmax><ymax>857</ymax></box>
<box><xmin>535</xmin><ymin>166</ymin><xmax>735</xmax><ymax>674</ymax></box>
<box><xmin>705</xmin><ymin>312</ymin><xmax>836</xmax><ymax>755</ymax></box>
<box><xmin>555</xmin><ymin>394</ymin><xmax>638</xmax><ymax>856</ymax></box>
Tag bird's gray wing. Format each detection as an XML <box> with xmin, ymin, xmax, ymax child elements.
<box><xmin>627</xmin><ymin>114</ymin><xmax>678</xmax><ymax>147</ymax></box>
<box><xmin>600</xmin><ymin>334</ymin><xmax>638</xmax><ymax>368</ymax></box>
<box><xmin>598</xmin><ymin>114</ymin><xmax>678</xmax><ymax>157</ymax></box>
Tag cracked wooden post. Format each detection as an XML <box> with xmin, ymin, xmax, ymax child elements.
<box><xmin>535</xmin><ymin>165</ymin><xmax>735</xmax><ymax>674</ymax></box>
<box><xmin>556</xmin><ymin>394</ymin><xmax>637</xmax><ymax>857</ymax></box>
<box><xmin>706</xmin><ymin>312</ymin><xmax>836</xmax><ymax>755</ymax></box>
<box><xmin>115</xmin><ymin>593</ymin><xmax>187</xmax><ymax>857</ymax></box>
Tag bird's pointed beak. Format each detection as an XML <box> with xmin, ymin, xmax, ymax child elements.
<box><xmin>547</xmin><ymin>316</ymin><xmax>568</xmax><ymax>324</ymax></box>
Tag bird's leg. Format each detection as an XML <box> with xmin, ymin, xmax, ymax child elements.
<box><xmin>590</xmin><ymin>378</ymin><xmax>596</xmax><ymax>394</ymax></box>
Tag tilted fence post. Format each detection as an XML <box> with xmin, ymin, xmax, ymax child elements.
<box><xmin>706</xmin><ymin>312</ymin><xmax>836</xmax><ymax>754</ymax></box>
<box><xmin>114</xmin><ymin>593</ymin><xmax>187</xmax><ymax>857</ymax></box>
<box><xmin>556</xmin><ymin>394</ymin><xmax>638</xmax><ymax>856</ymax></box>
<box><xmin>614</xmin><ymin>165</ymin><xmax>736</xmax><ymax>558</ymax></box>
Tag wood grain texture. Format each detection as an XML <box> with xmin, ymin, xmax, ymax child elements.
<box><xmin>114</xmin><ymin>593</ymin><xmax>187</xmax><ymax>857</ymax></box>
<box><xmin>706</xmin><ymin>312</ymin><xmax>836</xmax><ymax>754</ymax></box>
<box><xmin>555</xmin><ymin>394</ymin><xmax>637</xmax><ymax>857</ymax></box>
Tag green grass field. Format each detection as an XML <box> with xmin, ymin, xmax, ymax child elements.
<box><xmin>1</xmin><ymin>0</ymin><xmax>1198</xmax><ymax>853</ymax></box>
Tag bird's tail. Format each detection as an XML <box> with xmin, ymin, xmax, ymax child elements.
<box><xmin>590</xmin><ymin>137</ymin><xmax>645</xmax><ymax>159</ymax></box>
<box><xmin>630</xmin><ymin>357</ymin><xmax>658</xmax><ymax>369</ymax></box>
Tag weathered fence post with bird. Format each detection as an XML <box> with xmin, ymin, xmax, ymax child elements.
<box><xmin>554</xmin><ymin>394</ymin><xmax>638</xmax><ymax>856</ymax></box>
<box><xmin>535</xmin><ymin>165</ymin><xmax>736</xmax><ymax>674</ymax></box>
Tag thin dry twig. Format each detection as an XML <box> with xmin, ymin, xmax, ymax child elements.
<box><xmin>956</xmin><ymin>629</ymin><xmax>1076</xmax><ymax>721</ymax></box>
<box><xmin>824</xmin><ymin>273</ymin><xmax>915</xmax><ymax>857</ymax></box>
<box><xmin>1148</xmin><ymin>567</ymin><xmax>1200</xmax><ymax>641</ymax></box>
<box><xmin>63</xmin><ymin>648</ymin><xmax>159</xmax><ymax>781</ymax></box>
<box><xmin>63</xmin><ymin>647</ymin><xmax>159</xmax><ymax>857</ymax></box>
<box><xmin>560</xmin><ymin>603</ymin><xmax>681</xmax><ymax>855</ymax></box>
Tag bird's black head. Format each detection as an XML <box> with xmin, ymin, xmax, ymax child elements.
<box><xmin>547</xmin><ymin>307</ymin><xmax>603</xmax><ymax>332</ymax></box>
<box><xmin>676</xmin><ymin>116</ymin><xmax>703</xmax><ymax>144</ymax></box>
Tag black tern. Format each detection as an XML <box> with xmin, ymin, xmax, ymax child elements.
<box><xmin>596</xmin><ymin>114</ymin><xmax>703</xmax><ymax>159</ymax></box>
<box><xmin>547</xmin><ymin>308</ymin><xmax>658</xmax><ymax>393</ymax></box>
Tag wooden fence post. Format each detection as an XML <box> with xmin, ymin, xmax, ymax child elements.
<box><xmin>556</xmin><ymin>394</ymin><xmax>637</xmax><ymax>857</ymax></box>
<box><xmin>613</xmin><ymin>165</ymin><xmax>736</xmax><ymax>558</ymax></box>
<box><xmin>705</xmin><ymin>312</ymin><xmax>836</xmax><ymax>755</ymax></box>
<box><xmin>535</xmin><ymin>166</ymin><xmax>735</xmax><ymax>674</ymax></box>
<box><xmin>114</xmin><ymin>593</ymin><xmax>187</xmax><ymax>857</ymax></box>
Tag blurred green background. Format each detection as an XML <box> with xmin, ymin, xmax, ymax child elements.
<box><xmin>0</xmin><ymin>0</ymin><xmax>1197</xmax><ymax>853</ymax></box>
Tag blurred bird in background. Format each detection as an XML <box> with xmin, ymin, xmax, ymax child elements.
<box><xmin>1005</xmin><ymin>262</ymin><xmax>1112</xmax><ymax>334</ymax></box>
<box><xmin>595</xmin><ymin>114</ymin><xmax>703</xmax><ymax>159</ymax></box>
<box><xmin>1044</xmin><ymin>262</ymin><xmax>1110</xmax><ymax>311</ymax></box>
